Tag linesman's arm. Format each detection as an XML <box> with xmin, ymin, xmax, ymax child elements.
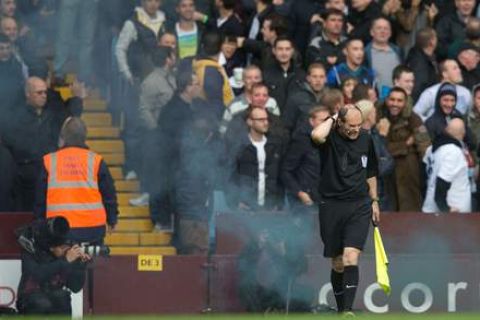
<box><xmin>311</xmin><ymin>114</ymin><xmax>336</xmax><ymax>144</ymax></box>
<box><xmin>367</xmin><ymin>176</ymin><xmax>380</xmax><ymax>223</ymax></box>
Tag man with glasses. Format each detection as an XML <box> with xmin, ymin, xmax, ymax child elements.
<box><xmin>2</xmin><ymin>77</ymin><xmax>67</xmax><ymax>211</ymax></box>
<box><xmin>226</xmin><ymin>107</ymin><xmax>285</xmax><ymax>212</ymax></box>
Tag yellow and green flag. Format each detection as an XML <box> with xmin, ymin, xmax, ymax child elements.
<box><xmin>374</xmin><ymin>226</ymin><xmax>391</xmax><ymax>295</ymax></box>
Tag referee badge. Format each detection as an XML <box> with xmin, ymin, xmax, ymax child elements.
<box><xmin>361</xmin><ymin>155</ymin><xmax>368</xmax><ymax>168</ymax></box>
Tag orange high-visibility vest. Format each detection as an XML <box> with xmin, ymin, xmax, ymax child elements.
<box><xmin>44</xmin><ymin>147</ymin><xmax>106</xmax><ymax>228</ymax></box>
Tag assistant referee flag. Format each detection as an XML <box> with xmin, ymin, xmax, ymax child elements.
<box><xmin>374</xmin><ymin>226</ymin><xmax>391</xmax><ymax>295</ymax></box>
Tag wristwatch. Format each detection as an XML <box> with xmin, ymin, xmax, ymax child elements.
<box><xmin>371</xmin><ymin>197</ymin><xmax>380</xmax><ymax>203</ymax></box>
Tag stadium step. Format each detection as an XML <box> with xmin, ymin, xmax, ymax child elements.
<box><xmin>117</xmin><ymin>193</ymin><xmax>140</xmax><ymax>206</ymax></box>
<box><xmin>108</xmin><ymin>167</ymin><xmax>123</xmax><ymax>180</ymax></box>
<box><xmin>119</xmin><ymin>206</ymin><xmax>149</xmax><ymax>218</ymax></box>
<box><xmin>84</xmin><ymin>99</ymin><xmax>107</xmax><ymax>111</ymax></box>
<box><xmin>87</xmin><ymin>140</ymin><xmax>124</xmax><ymax>153</ymax></box>
<box><xmin>82</xmin><ymin>113</ymin><xmax>112</xmax><ymax>127</ymax></box>
<box><xmin>115</xmin><ymin>180</ymin><xmax>140</xmax><ymax>192</ymax></box>
<box><xmin>87</xmin><ymin>127</ymin><xmax>120</xmax><ymax>139</ymax></box>
<box><xmin>110</xmin><ymin>246</ymin><xmax>176</xmax><ymax>256</ymax></box>
<box><xmin>105</xmin><ymin>232</ymin><xmax>171</xmax><ymax>246</ymax></box>
<box><xmin>102</xmin><ymin>153</ymin><xmax>125</xmax><ymax>166</ymax></box>
<box><xmin>116</xmin><ymin>218</ymin><xmax>152</xmax><ymax>232</ymax></box>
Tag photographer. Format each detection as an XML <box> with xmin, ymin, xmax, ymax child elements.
<box><xmin>16</xmin><ymin>217</ymin><xmax>91</xmax><ymax>315</ymax></box>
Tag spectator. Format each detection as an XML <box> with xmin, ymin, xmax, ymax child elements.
<box><xmin>220</xmin><ymin>35</ymin><xmax>243</xmax><ymax>78</ymax></box>
<box><xmin>193</xmin><ymin>31</ymin><xmax>234</xmax><ymax>118</ymax></box>
<box><xmin>246</xmin><ymin>0</ymin><xmax>275</xmax><ymax>42</ymax></box>
<box><xmin>320</xmin><ymin>87</ymin><xmax>344</xmax><ymax>114</ymax></box>
<box><xmin>132</xmin><ymin>46</ymin><xmax>177</xmax><ymax>207</ymax></box>
<box><xmin>468</xmin><ymin>84</ymin><xmax>480</xmax><ymax>143</ymax></box>
<box><xmin>356</xmin><ymin>99</ymin><xmax>394</xmax><ymax>211</ymax></box>
<box><xmin>394</xmin><ymin>0</ymin><xmax>438</xmax><ymax>53</ymax></box>
<box><xmin>138</xmin><ymin>46</ymin><xmax>177</xmax><ymax>131</ymax></box>
<box><xmin>423</xmin><ymin>118</ymin><xmax>472</xmax><ymax>213</ymax></box>
<box><xmin>0</xmin><ymin>33</ymin><xmax>24</xmax><ymax>115</ymax></box>
<box><xmin>392</xmin><ymin>65</ymin><xmax>415</xmax><ymax>115</ymax></box>
<box><xmin>3</xmin><ymin>77</ymin><xmax>65</xmax><ymax>211</ymax></box>
<box><xmin>238</xmin><ymin>12</ymin><xmax>288</xmax><ymax>68</ymax></box>
<box><xmin>351</xmin><ymin>82</ymin><xmax>378</xmax><ymax>104</ymax></box>
<box><xmin>0</xmin><ymin>0</ymin><xmax>15</xmax><ymax>18</ymax></box>
<box><xmin>226</xmin><ymin>107</ymin><xmax>285</xmax><ymax>211</ymax></box>
<box><xmin>281</xmin><ymin>106</ymin><xmax>328</xmax><ymax>213</ymax></box>
<box><xmin>54</xmin><ymin>0</ymin><xmax>98</xmax><ymax>84</ymax></box>
<box><xmin>306</xmin><ymin>9</ymin><xmax>347</xmax><ymax>70</ymax></box>
<box><xmin>225</xmin><ymin>82</ymin><xmax>288</xmax><ymax>147</ymax></box>
<box><xmin>149</xmin><ymin>72</ymin><xmax>202</xmax><ymax>232</ymax></box>
<box><xmin>341</xmin><ymin>76</ymin><xmax>358</xmax><ymax>104</ymax></box>
<box><xmin>424</xmin><ymin>82</ymin><xmax>476</xmax><ymax>150</ymax></box>
<box><xmin>211</xmin><ymin>0</ymin><xmax>244</xmax><ymax>37</ymax></box>
<box><xmin>347</xmin><ymin>0</ymin><xmax>382</xmax><ymax>44</ymax></box>
<box><xmin>173</xmin><ymin>0</ymin><xmax>204</xmax><ymax>59</ymax></box>
<box><xmin>435</xmin><ymin>0</ymin><xmax>475</xmax><ymax>60</ymax></box>
<box><xmin>378</xmin><ymin>87</ymin><xmax>431</xmax><ymax>211</ymax></box>
<box><xmin>326</xmin><ymin>38</ymin><xmax>375</xmax><ymax>88</ymax></box>
<box><xmin>456</xmin><ymin>42</ymin><xmax>480</xmax><ymax>90</ymax></box>
<box><xmin>288</xmin><ymin>0</ymin><xmax>324</xmax><ymax>57</ymax></box>
<box><xmin>176</xmin><ymin>111</ymin><xmax>222</xmax><ymax>254</ymax></box>
<box><xmin>220</xmin><ymin>65</ymin><xmax>279</xmax><ymax>135</ymax></box>
<box><xmin>282</xmin><ymin>63</ymin><xmax>327</xmax><ymax>133</ymax></box>
<box><xmin>116</xmin><ymin>0</ymin><xmax>166</xmax><ymax>83</ymax></box>
<box><xmin>158</xmin><ymin>30</ymin><xmax>178</xmax><ymax>51</ymax></box>
<box><xmin>263</xmin><ymin>36</ymin><xmax>305</xmax><ymax>111</ymax></box>
<box><xmin>0</xmin><ymin>16</ymin><xmax>46</xmax><ymax>78</ymax></box>
<box><xmin>448</xmin><ymin>17</ymin><xmax>480</xmax><ymax>58</ymax></box>
<box><xmin>0</xmin><ymin>136</ymin><xmax>16</xmax><ymax>211</ymax></box>
<box><xmin>414</xmin><ymin>59</ymin><xmax>472</xmax><ymax>121</ymax></box>
<box><xmin>365</xmin><ymin>16</ymin><xmax>402</xmax><ymax>95</ymax></box>
<box><xmin>34</xmin><ymin>117</ymin><xmax>118</xmax><ymax>243</ymax></box>
<box><xmin>406</xmin><ymin>27</ymin><xmax>438</xmax><ymax>102</ymax></box>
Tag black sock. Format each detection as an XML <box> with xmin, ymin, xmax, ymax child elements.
<box><xmin>330</xmin><ymin>269</ymin><xmax>344</xmax><ymax>312</ymax></box>
<box><xmin>343</xmin><ymin>265</ymin><xmax>359</xmax><ymax>311</ymax></box>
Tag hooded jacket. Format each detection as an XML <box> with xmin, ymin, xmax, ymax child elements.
<box><xmin>425</xmin><ymin>83</ymin><xmax>477</xmax><ymax>150</ymax></box>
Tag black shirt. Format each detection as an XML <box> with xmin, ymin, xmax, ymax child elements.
<box><xmin>319</xmin><ymin>128</ymin><xmax>378</xmax><ymax>200</ymax></box>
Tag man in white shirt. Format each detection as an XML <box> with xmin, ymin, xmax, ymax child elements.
<box><xmin>414</xmin><ymin>59</ymin><xmax>472</xmax><ymax>121</ymax></box>
<box><xmin>423</xmin><ymin>118</ymin><xmax>472</xmax><ymax>213</ymax></box>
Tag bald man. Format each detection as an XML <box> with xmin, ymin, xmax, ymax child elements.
<box><xmin>423</xmin><ymin>118</ymin><xmax>473</xmax><ymax>213</ymax></box>
<box><xmin>2</xmin><ymin>77</ymin><xmax>68</xmax><ymax>211</ymax></box>
<box><xmin>311</xmin><ymin>105</ymin><xmax>379</xmax><ymax>316</ymax></box>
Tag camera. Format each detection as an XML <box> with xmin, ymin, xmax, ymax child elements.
<box><xmin>79</xmin><ymin>243</ymin><xmax>110</xmax><ymax>257</ymax></box>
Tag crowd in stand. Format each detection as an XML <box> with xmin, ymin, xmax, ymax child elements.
<box><xmin>2</xmin><ymin>0</ymin><xmax>480</xmax><ymax>254</ymax></box>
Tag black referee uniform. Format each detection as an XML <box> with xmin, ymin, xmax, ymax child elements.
<box><xmin>318</xmin><ymin>128</ymin><xmax>378</xmax><ymax>257</ymax></box>
<box><xmin>317</xmin><ymin>125</ymin><xmax>378</xmax><ymax>314</ymax></box>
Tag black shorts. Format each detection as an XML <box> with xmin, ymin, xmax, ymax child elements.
<box><xmin>318</xmin><ymin>197</ymin><xmax>371</xmax><ymax>258</ymax></box>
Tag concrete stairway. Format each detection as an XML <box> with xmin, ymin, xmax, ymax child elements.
<box><xmin>76</xmin><ymin>89</ymin><xmax>176</xmax><ymax>256</ymax></box>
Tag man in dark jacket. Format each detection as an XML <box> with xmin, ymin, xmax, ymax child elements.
<box><xmin>263</xmin><ymin>36</ymin><xmax>305</xmax><ymax>111</ymax></box>
<box><xmin>288</xmin><ymin>0</ymin><xmax>324</xmax><ymax>56</ymax></box>
<box><xmin>226</xmin><ymin>107</ymin><xmax>285</xmax><ymax>211</ymax></box>
<box><xmin>425</xmin><ymin>82</ymin><xmax>477</xmax><ymax>150</ymax></box>
<box><xmin>238</xmin><ymin>12</ymin><xmax>289</xmax><ymax>68</ymax></box>
<box><xmin>16</xmin><ymin>217</ymin><xmax>90</xmax><ymax>315</ymax></box>
<box><xmin>3</xmin><ymin>77</ymin><xmax>66</xmax><ymax>211</ymax></box>
<box><xmin>435</xmin><ymin>0</ymin><xmax>475</xmax><ymax>60</ymax></box>
<box><xmin>282</xmin><ymin>63</ymin><xmax>326</xmax><ymax>133</ymax></box>
<box><xmin>246</xmin><ymin>0</ymin><xmax>275</xmax><ymax>42</ymax></box>
<box><xmin>0</xmin><ymin>33</ymin><xmax>24</xmax><ymax>115</ymax></box>
<box><xmin>406</xmin><ymin>27</ymin><xmax>439</xmax><ymax>102</ymax></box>
<box><xmin>306</xmin><ymin>8</ymin><xmax>347</xmax><ymax>70</ymax></box>
<box><xmin>347</xmin><ymin>0</ymin><xmax>382</xmax><ymax>44</ymax></box>
<box><xmin>456</xmin><ymin>42</ymin><xmax>480</xmax><ymax>90</ymax></box>
<box><xmin>209</xmin><ymin>0</ymin><xmax>244</xmax><ymax>36</ymax></box>
<box><xmin>149</xmin><ymin>71</ymin><xmax>203</xmax><ymax>231</ymax></box>
<box><xmin>281</xmin><ymin>106</ymin><xmax>329</xmax><ymax>213</ymax></box>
